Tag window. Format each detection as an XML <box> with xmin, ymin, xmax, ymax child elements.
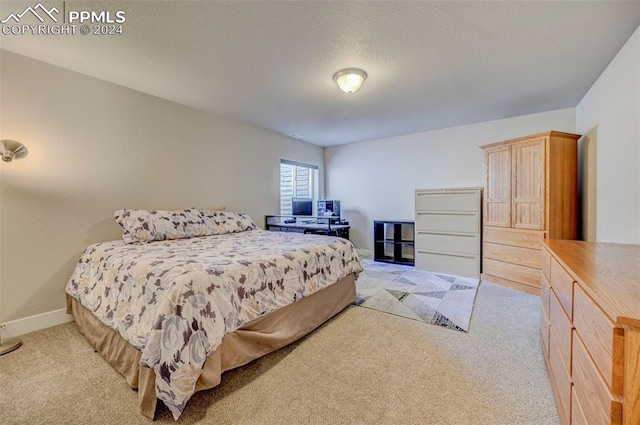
<box><xmin>280</xmin><ymin>159</ymin><xmax>319</xmax><ymax>215</ymax></box>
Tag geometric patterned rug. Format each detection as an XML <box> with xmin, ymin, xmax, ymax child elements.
<box><xmin>355</xmin><ymin>258</ymin><xmax>480</xmax><ymax>332</ymax></box>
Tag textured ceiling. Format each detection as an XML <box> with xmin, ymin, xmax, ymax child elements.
<box><xmin>1</xmin><ymin>1</ymin><xmax>639</xmax><ymax>146</ymax></box>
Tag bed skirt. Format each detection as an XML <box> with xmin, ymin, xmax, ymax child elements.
<box><xmin>67</xmin><ymin>273</ymin><xmax>356</xmax><ymax>419</ymax></box>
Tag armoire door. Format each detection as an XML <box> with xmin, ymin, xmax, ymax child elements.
<box><xmin>511</xmin><ymin>138</ymin><xmax>545</xmax><ymax>230</ymax></box>
<box><xmin>484</xmin><ymin>145</ymin><xmax>511</xmax><ymax>227</ymax></box>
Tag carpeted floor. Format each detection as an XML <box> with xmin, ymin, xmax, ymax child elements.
<box><xmin>0</xmin><ymin>281</ymin><xmax>560</xmax><ymax>425</ymax></box>
<box><xmin>356</xmin><ymin>259</ymin><xmax>480</xmax><ymax>332</ymax></box>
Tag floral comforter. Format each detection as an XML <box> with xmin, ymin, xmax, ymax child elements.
<box><xmin>66</xmin><ymin>229</ymin><xmax>362</xmax><ymax>419</ymax></box>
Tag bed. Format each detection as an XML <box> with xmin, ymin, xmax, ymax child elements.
<box><xmin>65</xmin><ymin>209</ymin><xmax>362</xmax><ymax>420</ymax></box>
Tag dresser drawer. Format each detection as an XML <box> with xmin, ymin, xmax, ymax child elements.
<box><xmin>483</xmin><ymin>258</ymin><xmax>540</xmax><ymax>288</ymax></box>
<box><xmin>571</xmin><ymin>389</ymin><xmax>588</xmax><ymax>425</ymax></box>
<box><xmin>549</xmin><ymin>332</ymin><xmax>572</xmax><ymax>425</ymax></box>
<box><xmin>483</xmin><ymin>227</ymin><xmax>544</xmax><ymax>249</ymax></box>
<box><xmin>415</xmin><ymin>251</ymin><xmax>479</xmax><ymax>278</ymax></box>
<box><xmin>573</xmin><ymin>285</ymin><xmax>624</xmax><ymax>395</ymax></box>
<box><xmin>550</xmin><ymin>257</ymin><xmax>574</xmax><ymax>319</ymax></box>
<box><xmin>541</xmin><ymin>246</ymin><xmax>551</xmax><ymax>280</ymax></box>
<box><xmin>484</xmin><ymin>242</ymin><xmax>541</xmax><ymax>269</ymax></box>
<box><xmin>549</xmin><ymin>290</ymin><xmax>573</xmax><ymax>370</ymax></box>
<box><xmin>540</xmin><ymin>308</ymin><xmax>550</xmax><ymax>359</ymax></box>
<box><xmin>416</xmin><ymin>232</ymin><xmax>479</xmax><ymax>255</ymax></box>
<box><xmin>541</xmin><ymin>273</ymin><xmax>551</xmax><ymax>320</ymax></box>
<box><xmin>415</xmin><ymin>190</ymin><xmax>480</xmax><ymax>212</ymax></box>
<box><xmin>572</xmin><ymin>334</ymin><xmax>622</xmax><ymax>425</ymax></box>
<box><xmin>416</xmin><ymin>212</ymin><xmax>479</xmax><ymax>234</ymax></box>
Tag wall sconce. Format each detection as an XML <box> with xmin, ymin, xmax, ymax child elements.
<box><xmin>1</xmin><ymin>140</ymin><xmax>28</xmax><ymax>162</ymax></box>
<box><xmin>333</xmin><ymin>68</ymin><xmax>367</xmax><ymax>94</ymax></box>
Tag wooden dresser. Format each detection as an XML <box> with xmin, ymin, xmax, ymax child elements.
<box><xmin>541</xmin><ymin>240</ymin><xmax>640</xmax><ymax>425</ymax></box>
<box><xmin>481</xmin><ymin>131</ymin><xmax>580</xmax><ymax>294</ymax></box>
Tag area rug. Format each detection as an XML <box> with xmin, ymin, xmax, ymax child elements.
<box><xmin>355</xmin><ymin>258</ymin><xmax>480</xmax><ymax>332</ymax></box>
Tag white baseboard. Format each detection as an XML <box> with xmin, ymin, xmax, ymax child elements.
<box><xmin>1</xmin><ymin>308</ymin><xmax>74</xmax><ymax>337</ymax></box>
<box><xmin>356</xmin><ymin>248</ymin><xmax>373</xmax><ymax>259</ymax></box>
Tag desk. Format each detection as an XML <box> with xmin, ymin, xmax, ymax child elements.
<box><xmin>265</xmin><ymin>216</ymin><xmax>350</xmax><ymax>239</ymax></box>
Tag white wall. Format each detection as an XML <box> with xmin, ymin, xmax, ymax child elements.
<box><xmin>0</xmin><ymin>51</ymin><xmax>324</xmax><ymax>324</ymax></box>
<box><xmin>576</xmin><ymin>25</ymin><xmax>640</xmax><ymax>244</ymax></box>
<box><xmin>325</xmin><ymin>109</ymin><xmax>576</xmax><ymax>251</ymax></box>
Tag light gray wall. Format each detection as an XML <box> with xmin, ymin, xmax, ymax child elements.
<box><xmin>325</xmin><ymin>109</ymin><xmax>576</xmax><ymax>251</ymax></box>
<box><xmin>576</xmin><ymin>25</ymin><xmax>640</xmax><ymax>244</ymax></box>
<box><xmin>0</xmin><ymin>51</ymin><xmax>324</xmax><ymax>323</ymax></box>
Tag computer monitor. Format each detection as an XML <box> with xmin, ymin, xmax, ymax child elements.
<box><xmin>318</xmin><ymin>200</ymin><xmax>340</xmax><ymax>217</ymax></box>
<box><xmin>291</xmin><ymin>198</ymin><xmax>313</xmax><ymax>216</ymax></box>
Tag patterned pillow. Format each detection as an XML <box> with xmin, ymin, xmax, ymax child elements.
<box><xmin>199</xmin><ymin>210</ymin><xmax>257</xmax><ymax>235</ymax></box>
<box><xmin>114</xmin><ymin>209</ymin><xmax>212</xmax><ymax>244</ymax></box>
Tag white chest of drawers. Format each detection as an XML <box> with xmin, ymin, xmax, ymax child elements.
<box><xmin>414</xmin><ymin>188</ymin><xmax>481</xmax><ymax>278</ymax></box>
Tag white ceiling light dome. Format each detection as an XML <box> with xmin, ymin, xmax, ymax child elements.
<box><xmin>333</xmin><ymin>68</ymin><xmax>367</xmax><ymax>94</ymax></box>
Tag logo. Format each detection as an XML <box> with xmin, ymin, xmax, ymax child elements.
<box><xmin>1</xmin><ymin>2</ymin><xmax>126</xmax><ymax>36</ymax></box>
<box><xmin>1</xmin><ymin>2</ymin><xmax>58</xmax><ymax>23</ymax></box>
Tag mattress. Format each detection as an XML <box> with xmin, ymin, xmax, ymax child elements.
<box><xmin>66</xmin><ymin>229</ymin><xmax>362</xmax><ymax>418</ymax></box>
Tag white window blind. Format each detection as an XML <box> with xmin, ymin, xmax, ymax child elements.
<box><xmin>280</xmin><ymin>160</ymin><xmax>318</xmax><ymax>215</ymax></box>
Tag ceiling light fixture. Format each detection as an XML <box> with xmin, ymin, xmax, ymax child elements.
<box><xmin>333</xmin><ymin>68</ymin><xmax>367</xmax><ymax>94</ymax></box>
<box><xmin>1</xmin><ymin>140</ymin><xmax>28</xmax><ymax>162</ymax></box>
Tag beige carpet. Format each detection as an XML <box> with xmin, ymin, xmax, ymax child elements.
<box><xmin>0</xmin><ymin>281</ymin><xmax>559</xmax><ymax>425</ymax></box>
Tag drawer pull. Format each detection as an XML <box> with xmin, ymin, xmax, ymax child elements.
<box><xmin>416</xmin><ymin>231</ymin><xmax>475</xmax><ymax>237</ymax></box>
<box><xmin>417</xmin><ymin>212</ymin><xmax>476</xmax><ymax>216</ymax></box>
<box><xmin>417</xmin><ymin>250</ymin><xmax>475</xmax><ymax>259</ymax></box>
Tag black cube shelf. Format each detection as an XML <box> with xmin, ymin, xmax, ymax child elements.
<box><xmin>373</xmin><ymin>220</ymin><xmax>415</xmax><ymax>266</ymax></box>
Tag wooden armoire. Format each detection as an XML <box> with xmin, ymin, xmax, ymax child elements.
<box><xmin>480</xmin><ymin>131</ymin><xmax>580</xmax><ymax>294</ymax></box>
